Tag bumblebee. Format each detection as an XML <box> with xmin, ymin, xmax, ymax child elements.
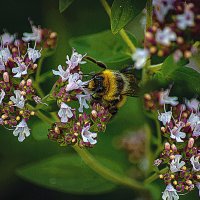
<box><xmin>85</xmin><ymin>56</ymin><xmax>139</xmax><ymax>115</ymax></box>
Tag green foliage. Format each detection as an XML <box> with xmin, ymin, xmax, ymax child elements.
<box><xmin>59</xmin><ymin>0</ymin><xmax>74</xmax><ymax>13</ymax></box>
<box><xmin>153</xmin><ymin>56</ymin><xmax>187</xmax><ymax>82</ymax></box>
<box><xmin>170</xmin><ymin>67</ymin><xmax>200</xmax><ymax>95</ymax></box>
<box><xmin>111</xmin><ymin>0</ymin><xmax>147</xmax><ymax>34</ymax></box>
<box><xmin>153</xmin><ymin>56</ymin><xmax>200</xmax><ymax>95</ymax></box>
<box><xmin>17</xmin><ymin>154</ymin><xmax>118</xmax><ymax>194</ymax></box>
<box><xmin>31</xmin><ymin>119</ymin><xmax>50</xmax><ymax>140</ymax></box>
<box><xmin>70</xmin><ymin>30</ymin><xmax>137</xmax><ymax>67</ymax></box>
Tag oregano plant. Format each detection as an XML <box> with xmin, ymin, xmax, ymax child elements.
<box><xmin>0</xmin><ymin>0</ymin><xmax>200</xmax><ymax>199</ymax></box>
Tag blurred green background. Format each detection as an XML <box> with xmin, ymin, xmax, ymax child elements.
<box><xmin>0</xmin><ymin>0</ymin><xmax>199</xmax><ymax>200</ymax></box>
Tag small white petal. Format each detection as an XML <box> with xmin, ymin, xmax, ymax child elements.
<box><xmin>170</xmin><ymin>155</ymin><xmax>185</xmax><ymax>173</ymax></box>
<box><xmin>27</xmin><ymin>48</ymin><xmax>41</xmax><ymax>62</ymax></box>
<box><xmin>158</xmin><ymin>111</ymin><xmax>172</xmax><ymax>125</ymax></box>
<box><xmin>162</xmin><ymin>183</ymin><xmax>179</xmax><ymax>200</ymax></box>
<box><xmin>58</xmin><ymin>102</ymin><xmax>73</xmax><ymax>123</ymax></box>
<box><xmin>132</xmin><ymin>48</ymin><xmax>149</xmax><ymax>69</ymax></box>
<box><xmin>190</xmin><ymin>155</ymin><xmax>200</xmax><ymax>171</ymax></box>
<box><xmin>0</xmin><ymin>89</ymin><xmax>5</xmax><ymax>105</ymax></box>
<box><xmin>13</xmin><ymin>119</ymin><xmax>30</xmax><ymax>142</ymax></box>
<box><xmin>156</xmin><ymin>27</ymin><xmax>177</xmax><ymax>46</ymax></box>
<box><xmin>81</xmin><ymin>125</ymin><xmax>97</xmax><ymax>145</ymax></box>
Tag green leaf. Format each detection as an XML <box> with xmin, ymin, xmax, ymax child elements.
<box><xmin>111</xmin><ymin>0</ymin><xmax>147</xmax><ymax>34</ymax></box>
<box><xmin>170</xmin><ymin>67</ymin><xmax>200</xmax><ymax>95</ymax></box>
<box><xmin>152</xmin><ymin>56</ymin><xmax>200</xmax><ymax>95</ymax></box>
<box><xmin>30</xmin><ymin>119</ymin><xmax>50</xmax><ymax>140</ymax></box>
<box><xmin>69</xmin><ymin>30</ymin><xmax>137</xmax><ymax>67</ymax></box>
<box><xmin>59</xmin><ymin>0</ymin><xmax>74</xmax><ymax>13</ymax></box>
<box><xmin>154</xmin><ymin>56</ymin><xmax>187</xmax><ymax>81</ymax></box>
<box><xmin>17</xmin><ymin>154</ymin><xmax>118</xmax><ymax>194</ymax></box>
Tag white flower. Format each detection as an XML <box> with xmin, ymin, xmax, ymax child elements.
<box><xmin>27</xmin><ymin>48</ymin><xmax>41</xmax><ymax>62</ymax></box>
<box><xmin>159</xmin><ymin>89</ymin><xmax>179</xmax><ymax>106</ymax></box>
<box><xmin>177</xmin><ymin>7</ymin><xmax>194</xmax><ymax>30</ymax></box>
<box><xmin>132</xmin><ymin>48</ymin><xmax>149</xmax><ymax>69</ymax></box>
<box><xmin>162</xmin><ymin>183</ymin><xmax>179</xmax><ymax>200</ymax></box>
<box><xmin>52</xmin><ymin>65</ymin><xmax>70</xmax><ymax>82</ymax></box>
<box><xmin>185</xmin><ymin>98</ymin><xmax>199</xmax><ymax>112</ymax></box>
<box><xmin>196</xmin><ymin>183</ymin><xmax>200</xmax><ymax>197</ymax></box>
<box><xmin>22</xmin><ymin>25</ymin><xmax>41</xmax><ymax>42</ymax></box>
<box><xmin>10</xmin><ymin>90</ymin><xmax>25</xmax><ymax>109</ymax></box>
<box><xmin>65</xmin><ymin>73</ymin><xmax>83</xmax><ymax>92</ymax></box>
<box><xmin>81</xmin><ymin>125</ymin><xmax>97</xmax><ymax>145</ymax></box>
<box><xmin>66</xmin><ymin>48</ymin><xmax>86</xmax><ymax>70</ymax></box>
<box><xmin>193</xmin><ymin>122</ymin><xmax>200</xmax><ymax>137</ymax></box>
<box><xmin>190</xmin><ymin>155</ymin><xmax>200</xmax><ymax>171</ymax></box>
<box><xmin>155</xmin><ymin>27</ymin><xmax>177</xmax><ymax>46</ymax></box>
<box><xmin>170</xmin><ymin>122</ymin><xmax>186</xmax><ymax>142</ymax></box>
<box><xmin>170</xmin><ymin>154</ymin><xmax>185</xmax><ymax>173</ymax></box>
<box><xmin>0</xmin><ymin>47</ymin><xmax>12</xmax><ymax>63</ymax></box>
<box><xmin>58</xmin><ymin>102</ymin><xmax>73</xmax><ymax>123</ymax></box>
<box><xmin>0</xmin><ymin>89</ymin><xmax>5</xmax><ymax>105</ymax></box>
<box><xmin>0</xmin><ymin>58</ymin><xmax>5</xmax><ymax>71</ymax></box>
<box><xmin>12</xmin><ymin>58</ymin><xmax>28</xmax><ymax>78</ymax></box>
<box><xmin>158</xmin><ymin>111</ymin><xmax>172</xmax><ymax>125</ymax></box>
<box><xmin>1</xmin><ymin>32</ymin><xmax>15</xmax><ymax>45</ymax></box>
<box><xmin>13</xmin><ymin>119</ymin><xmax>30</xmax><ymax>142</ymax></box>
<box><xmin>76</xmin><ymin>94</ymin><xmax>91</xmax><ymax>113</ymax></box>
<box><xmin>153</xmin><ymin>0</ymin><xmax>175</xmax><ymax>22</ymax></box>
<box><xmin>188</xmin><ymin>113</ymin><xmax>200</xmax><ymax>130</ymax></box>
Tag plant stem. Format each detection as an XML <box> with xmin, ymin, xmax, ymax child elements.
<box><xmin>73</xmin><ymin>145</ymin><xmax>145</xmax><ymax>190</ymax></box>
<box><xmin>36</xmin><ymin>56</ymin><xmax>44</xmax><ymax>82</ymax></box>
<box><xmin>144</xmin><ymin>124</ymin><xmax>153</xmax><ymax>175</ymax></box>
<box><xmin>142</xmin><ymin>0</ymin><xmax>153</xmax><ymax>84</ymax></box>
<box><xmin>148</xmin><ymin>63</ymin><xmax>162</xmax><ymax>73</ymax></box>
<box><xmin>35</xmin><ymin>56</ymin><xmax>45</xmax><ymax>98</ymax></box>
<box><xmin>119</xmin><ymin>29</ymin><xmax>136</xmax><ymax>53</ymax></box>
<box><xmin>27</xmin><ymin>103</ymin><xmax>54</xmax><ymax>125</ymax></box>
<box><xmin>100</xmin><ymin>0</ymin><xmax>136</xmax><ymax>53</ymax></box>
<box><xmin>145</xmin><ymin>0</ymin><xmax>153</xmax><ymax>38</ymax></box>
<box><xmin>33</xmin><ymin>82</ymin><xmax>45</xmax><ymax>98</ymax></box>
<box><xmin>144</xmin><ymin>167</ymin><xmax>168</xmax><ymax>185</ymax></box>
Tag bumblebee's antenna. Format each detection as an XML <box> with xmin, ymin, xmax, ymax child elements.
<box><xmin>84</xmin><ymin>56</ymin><xmax>107</xmax><ymax>69</ymax></box>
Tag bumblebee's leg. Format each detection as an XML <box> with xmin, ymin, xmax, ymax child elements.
<box><xmin>116</xmin><ymin>95</ymin><xmax>127</xmax><ymax>108</ymax></box>
<box><xmin>109</xmin><ymin>106</ymin><xmax>118</xmax><ymax>116</ymax></box>
<box><xmin>84</xmin><ymin>56</ymin><xmax>107</xmax><ymax>69</ymax></box>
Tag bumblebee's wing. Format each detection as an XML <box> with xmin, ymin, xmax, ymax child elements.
<box><xmin>121</xmin><ymin>73</ymin><xmax>139</xmax><ymax>97</ymax></box>
<box><xmin>120</xmin><ymin>66</ymin><xmax>135</xmax><ymax>74</ymax></box>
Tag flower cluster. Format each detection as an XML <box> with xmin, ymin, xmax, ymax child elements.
<box><xmin>144</xmin><ymin>89</ymin><xmax>200</xmax><ymax>199</ymax></box>
<box><xmin>0</xmin><ymin>23</ymin><xmax>57</xmax><ymax>142</ymax></box>
<box><xmin>145</xmin><ymin>0</ymin><xmax>200</xmax><ymax>60</ymax></box>
<box><xmin>48</xmin><ymin>49</ymin><xmax>112</xmax><ymax>147</ymax></box>
<box><xmin>118</xmin><ymin>129</ymin><xmax>146</xmax><ymax>163</ymax></box>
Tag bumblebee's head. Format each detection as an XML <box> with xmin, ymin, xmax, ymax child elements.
<box><xmin>87</xmin><ymin>74</ymin><xmax>105</xmax><ymax>93</ymax></box>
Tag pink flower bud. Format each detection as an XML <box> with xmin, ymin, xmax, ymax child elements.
<box><xmin>171</xmin><ymin>144</ymin><xmax>177</xmax><ymax>152</ymax></box>
<box><xmin>20</xmin><ymin>80</ymin><xmax>26</xmax><ymax>87</ymax></box>
<box><xmin>26</xmin><ymin>79</ymin><xmax>32</xmax><ymax>87</ymax></box>
<box><xmin>164</xmin><ymin>142</ymin><xmax>171</xmax><ymax>150</ymax></box>
<box><xmin>188</xmin><ymin>138</ymin><xmax>194</xmax><ymax>148</ymax></box>
<box><xmin>91</xmin><ymin>110</ymin><xmax>97</xmax><ymax>118</ymax></box>
<box><xmin>3</xmin><ymin>72</ymin><xmax>9</xmax><ymax>82</ymax></box>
